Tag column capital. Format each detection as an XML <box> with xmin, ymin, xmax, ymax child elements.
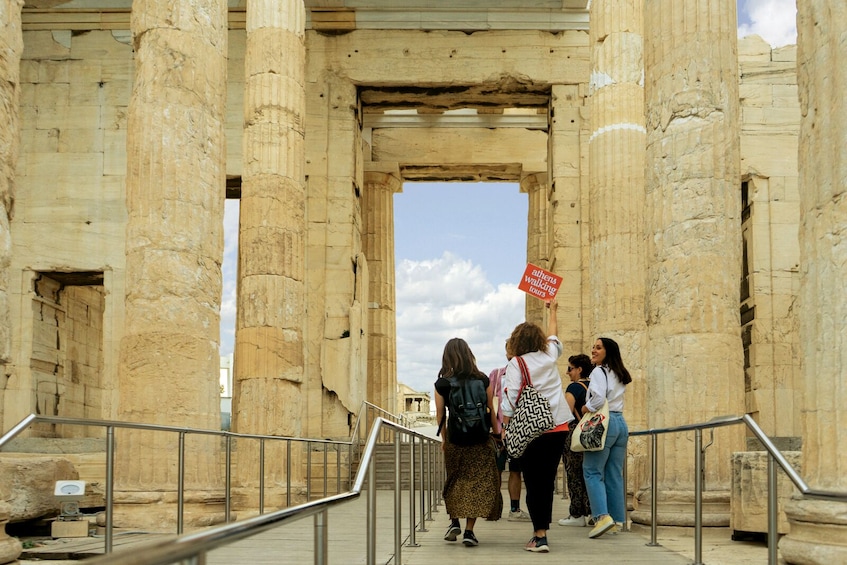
<box><xmin>519</xmin><ymin>171</ymin><xmax>547</xmax><ymax>193</ymax></box>
<box><xmin>364</xmin><ymin>163</ymin><xmax>402</xmax><ymax>193</ymax></box>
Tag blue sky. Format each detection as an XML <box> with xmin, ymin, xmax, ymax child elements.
<box><xmin>220</xmin><ymin>0</ymin><xmax>798</xmax><ymax>400</ymax></box>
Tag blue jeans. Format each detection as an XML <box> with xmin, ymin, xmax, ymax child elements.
<box><xmin>582</xmin><ymin>411</ymin><xmax>628</xmax><ymax>522</ymax></box>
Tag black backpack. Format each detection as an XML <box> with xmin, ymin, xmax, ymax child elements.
<box><xmin>442</xmin><ymin>376</ymin><xmax>490</xmax><ymax>446</ymax></box>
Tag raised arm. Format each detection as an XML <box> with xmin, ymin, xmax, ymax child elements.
<box><xmin>547</xmin><ymin>296</ymin><xmax>558</xmax><ymax>336</ymax></box>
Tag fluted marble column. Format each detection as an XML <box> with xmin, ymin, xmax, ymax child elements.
<box><xmin>363</xmin><ymin>168</ymin><xmax>400</xmax><ymax>412</ymax></box>
<box><xmin>0</xmin><ymin>5</ymin><xmax>23</xmax><ymax>563</ymax></box>
<box><xmin>780</xmin><ymin>3</ymin><xmax>847</xmax><ymax>563</ymax></box>
<box><xmin>641</xmin><ymin>0</ymin><xmax>745</xmax><ymax>526</ymax></box>
<box><xmin>116</xmin><ymin>0</ymin><xmax>228</xmax><ymax>528</ymax></box>
<box><xmin>588</xmin><ymin>0</ymin><xmax>648</xmax><ymax>509</ymax></box>
<box><xmin>521</xmin><ymin>172</ymin><xmax>549</xmax><ymax>324</ymax></box>
<box><xmin>231</xmin><ymin>0</ymin><xmax>306</xmax><ymax>501</ymax></box>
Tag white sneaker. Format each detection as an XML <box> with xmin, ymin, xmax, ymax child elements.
<box><xmin>508</xmin><ymin>509</ymin><xmax>532</xmax><ymax>522</ymax></box>
<box><xmin>557</xmin><ymin>515</ymin><xmax>587</xmax><ymax>527</ymax></box>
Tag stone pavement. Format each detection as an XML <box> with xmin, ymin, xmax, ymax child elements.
<box><xmin>20</xmin><ymin>488</ymin><xmax>776</xmax><ymax>564</ymax></box>
<box><xmin>202</xmin><ymin>488</ymin><xmax>774</xmax><ymax>565</ymax></box>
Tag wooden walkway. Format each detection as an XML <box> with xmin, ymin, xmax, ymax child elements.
<box><xmin>21</xmin><ymin>489</ymin><xmax>774</xmax><ymax>564</ymax></box>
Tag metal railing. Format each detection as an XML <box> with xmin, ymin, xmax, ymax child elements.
<box><xmin>625</xmin><ymin>413</ymin><xmax>847</xmax><ymax>565</ymax></box>
<box><xmin>0</xmin><ymin>401</ymin><xmax>417</xmax><ymax>556</ymax></box>
<box><xmin>79</xmin><ymin>417</ymin><xmax>442</xmax><ymax>565</ymax></box>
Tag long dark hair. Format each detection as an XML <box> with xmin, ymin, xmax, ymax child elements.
<box><xmin>507</xmin><ymin>322</ymin><xmax>547</xmax><ymax>357</ymax></box>
<box><xmin>439</xmin><ymin>338</ymin><xmax>486</xmax><ymax>380</ymax></box>
<box><xmin>598</xmin><ymin>337</ymin><xmax>632</xmax><ymax>385</ymax></box>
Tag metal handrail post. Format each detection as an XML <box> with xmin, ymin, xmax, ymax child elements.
<box><xmin>105</xmin><ymin>426</ymin><xmax>115</xmax><ymax>553</ymax></box>
<box><xmin>648</xmin><ymin>433</ymin><xmax>659</xmax><ymax>546</ymax></box>
<box><xmin>259</xmin><ymin>439</ymin><xmax>265</xmax><ymax>515</ymax></box>
<box><xmin>178</xmin><ymin>431</ymin><xmax>185</xmax><ymax>534</ymax></box>
<box><xmin>436</xmin><ymin>443</ymin><xmax>443</xmax><ymax>508</ymax></box>
<box><xmin>314</xmin><ymin>509</ymin><xmax>328</xmax><ymax>565</ymax></box>
<box><xmin>419</xmin><ymin>437</ymin><xmax>428</xmax><ymax>530</ymax></box>
<box><xmin>286</xmin><ymin>440</ymin><xmax>292</xmax><ymax>507</ymax></box>
<box><xmin>323</xmin><ymin>443</ymin><xmax>328</xmax><ymax>497</ymax></box>
<box><xmin>427</xmin><ymin>442</ymin><xmax>434</xmax><ymax>519</ymax></box>
<box><xmin>623</xmin><ymin>447</ymin><xmax>629</xmax><ymax>531</ymax></box>
<box><xmin>336</xmin><ymin>446</ymin><xmax>341</xmax><ymax>495</ymax></box>
<box><xmin>394</xmin><ymin>431</ymin><xmax>402</xmax><ymax>565</ymax></box>
<box><xmin>307</xmin><ymin>441</ymin><xmax>312</xmax><ymax>501</ymax></box>
<box><xmin>225</xmin><ymin>436</ymin><xmax>232</xmax><ymax>523</ymax></box>
<box><xmin>408</xmin><ymin>434</ymin><xmax>418</xmax><ymax>546</ymax></box>
<box><xmin>367</xmin><ymin>461</ymin><xmax>376</xmax><ymax>565</ymax></box>
<box><xmin>768</xmin><ymin>454</ymin><xmax>778</xmax><ymax>565</ymax></box>
<box><xmin>694</xmin><ymin>429</ymin><xmax>703</xmax><ymax>565</ymax></box>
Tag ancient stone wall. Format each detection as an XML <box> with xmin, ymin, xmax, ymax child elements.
<box><xmin>4</xmin><ymin>29</ymin><xmax>131</xmax><ymax>432</ymax></box>
<box><xmin>737</xmin><ymin>35</ymin><xmax>802</xmax><ymax>439</ymax></box>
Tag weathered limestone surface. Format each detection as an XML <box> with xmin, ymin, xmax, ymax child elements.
<box><xmin>305</xmin><ymin>72</ymin><xmax>368</xmax><ymax>438</ymax></box>
<box><xmin>0</xmin><ymin>4</ymin><xmax>23</xmax><ymax>560</ymax></box>
<box><xmin>640</xmin><ymin>0</ymin><xmax>745</xmax><ymax>525</ymax></box>
<box><xmin>308</xmin><ymin>29</ymin><xmax>588</xmax><ymax>88</ymax></box>
<box><xmin>0</xmin><ymin>454</ymin><xmax>76</xmax><ymax>521</ymax></box>
<box><xmin>522</xmin><ymin>173</ymin><xmax>549</xmax><ymax>325</ymax></box>
<box><xmin>781</xmin><ymin>3</ymin><xmax>847</xmax><ymax>563</ymax></box>
<box><xmin>232</xmin><ymin>1</ymin><xmax>306</xmax><ymax>500</ymax></box>
<box><xmin>115</xmin><ymin>0</ymin><xmax>228</xmax><ymax>528</ymax></box>
<box><xmin>363</xmin><ymin>168</ymin><xmax>399</xmax><ymax>412</ymax></box>
<box><xmin>738</xmin><ymin>35</ymin><xmax>802</xmax><ymax>439</ymax></box>
<box><xmin>371</xmin><ymin>128</ymin><xmax>547</xmax><ymax>179</ymax></box>
<box><xmin>731</xmin><ymin>450</ymin><xmax>801</xmax><ymax>534</ymax></box>
<box><xmin>0</xmin><ymin>467</ymin><xmax>21</xmax><ymax>565</ymax></box>
<box><xmin>588</xmin><ymin>0</ymin><xmax>647</xmax><ymax>502</ymax></box>
<box><xmin>0</xmin><ymin>0</ymin><xmax>22</xmax><ymax>372</ymax></box>
<box><xmin>549</xmin><ymin>83</ymin><xmax>588</xmax><ymax>357</ymax></box>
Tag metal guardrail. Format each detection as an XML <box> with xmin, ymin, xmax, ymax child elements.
<box><xmin>79</xmin><ymin>417</ymin><xmax>442</xmax><ymax>565</ymax></box>
<box><xmin>625</xmin><ymin>413</ymin><xmax>847</xmax><ymax>565</ymax></box>
<box><xmin>0</xmin><ymin>401</ymin><xmax>417</xmax><ymax>556</ymax></box>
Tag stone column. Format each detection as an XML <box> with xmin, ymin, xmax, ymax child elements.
<box><xmin>522</xmin><ymin>172</ymin><xmax>549</xmax><ymax>324</ymax></box>
<box><xmin>0</xmin><ymin>0</ymin><xmax>22</xmax><ymax>387</ymax></box>
<box><xmin>231</xmin><ymin>0</ymin><xmax>306</xmax><ymax>504</ymax></box>
<box><xmin>363</xmin><ymin>167</ymin><xmax>400</xmax><ymax>412</ymax></box>
<box><xmin>549</xmin><ymin>84</ymin><xmax>586</xmax><ymax>356</ymax></box>
<box><xmin>640</xmin><ymin>0</ymin><xmax>745</xmax><ymax>526</ymax></box>
<box><xmin>0</xmin><ymin>0</ymin><xmax>21</xmax><ymax>534</ymax></box>
<box><xmin>780</xmin><ymin>3</ymin><xmax>847</xmax><ymax>563</ymax></box>
<box><xmin>116</xmin><ymin>0</ymin><xmax>228</xmax><ymax>529</ymax></box>
<box><xmin>588</xmin><ymin>0</ymin><xmax>648</xmax><ymax>507</ymax></box>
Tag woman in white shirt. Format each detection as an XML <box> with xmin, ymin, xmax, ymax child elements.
<box><xmin>583</xmin><ymin>337</ymin><xmax>632</xmax><ymax>539</ymax></box>
<box><xmin>500</xmin><ymin>299</ymin><xmax>574</xmax><ymax>553</ymax></box>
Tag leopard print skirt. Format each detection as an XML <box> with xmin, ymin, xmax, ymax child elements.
<box><xmin>442</xmin><ymin>438</ymin><xmax>503</xmax><ymax>520</ymax></box>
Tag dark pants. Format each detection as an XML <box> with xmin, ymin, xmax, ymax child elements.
<box><xmin>519</xmin><ymin>430</ymin><xmax>568</xmax><ymax>532</ymax></box>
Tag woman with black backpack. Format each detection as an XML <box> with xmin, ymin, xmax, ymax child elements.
<box><xmin>434</xmin><ymin>337</ymin><xmax>503</xmax><ymax>547</ymax></box>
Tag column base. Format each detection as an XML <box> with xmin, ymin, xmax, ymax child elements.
<box><xmin>631</xmin><ymin>489</ymin><xmax>730</xmax><ymax>526</ymax></box>
<box><xmin>780</xmin><ymin>497</ymin><xmax>847</xmax><ymax>565</ymax></box>
<box><xmin>230</xmin><ymin>485</ymin><xmax>307</xmax><ymax>517</ymax></box>
<box><xmin>113</xmin><ymin>489</ymin><xmax>232</xmax><ymax>531</ymax></box>
<box><xmin>0</xmin><ymin>515</ymin><xmax>22</xmax><ymax>565</ymax></box>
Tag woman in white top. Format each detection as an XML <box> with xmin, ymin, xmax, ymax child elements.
<box><xmin>500</xmin><ymin>299</ymin><xmax>573</xmax><ymax>553</ymax></box>
<box><xmin>582</xmin><ymin>337</ymin><xmax>632</xmax><ymax>539</ymax></box>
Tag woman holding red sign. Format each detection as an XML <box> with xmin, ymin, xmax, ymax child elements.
<box><xmin>500</xmin><ymin>298</ymin><xmax>574</xmax><ymax>553</ymax></box>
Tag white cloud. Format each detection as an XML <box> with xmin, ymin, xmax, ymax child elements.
<box><xmin>737</xmin><ymin>0</ymin><xmax>797</xmax><ymax>47</ymax></box>
<box><xmin>396</xmin><ymin>252</ymin><xmax>526</xmax><ymax>396</ymax></box>
<box><xmin>220</xmin><ymin>200</ymin><xmax>240</xmax><ymax>356</ymax></box>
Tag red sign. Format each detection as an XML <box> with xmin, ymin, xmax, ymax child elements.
<box><xmin>517</xmin><ymin>264</ymin><xmax>562</xmax><ymax>301</ymax></box>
